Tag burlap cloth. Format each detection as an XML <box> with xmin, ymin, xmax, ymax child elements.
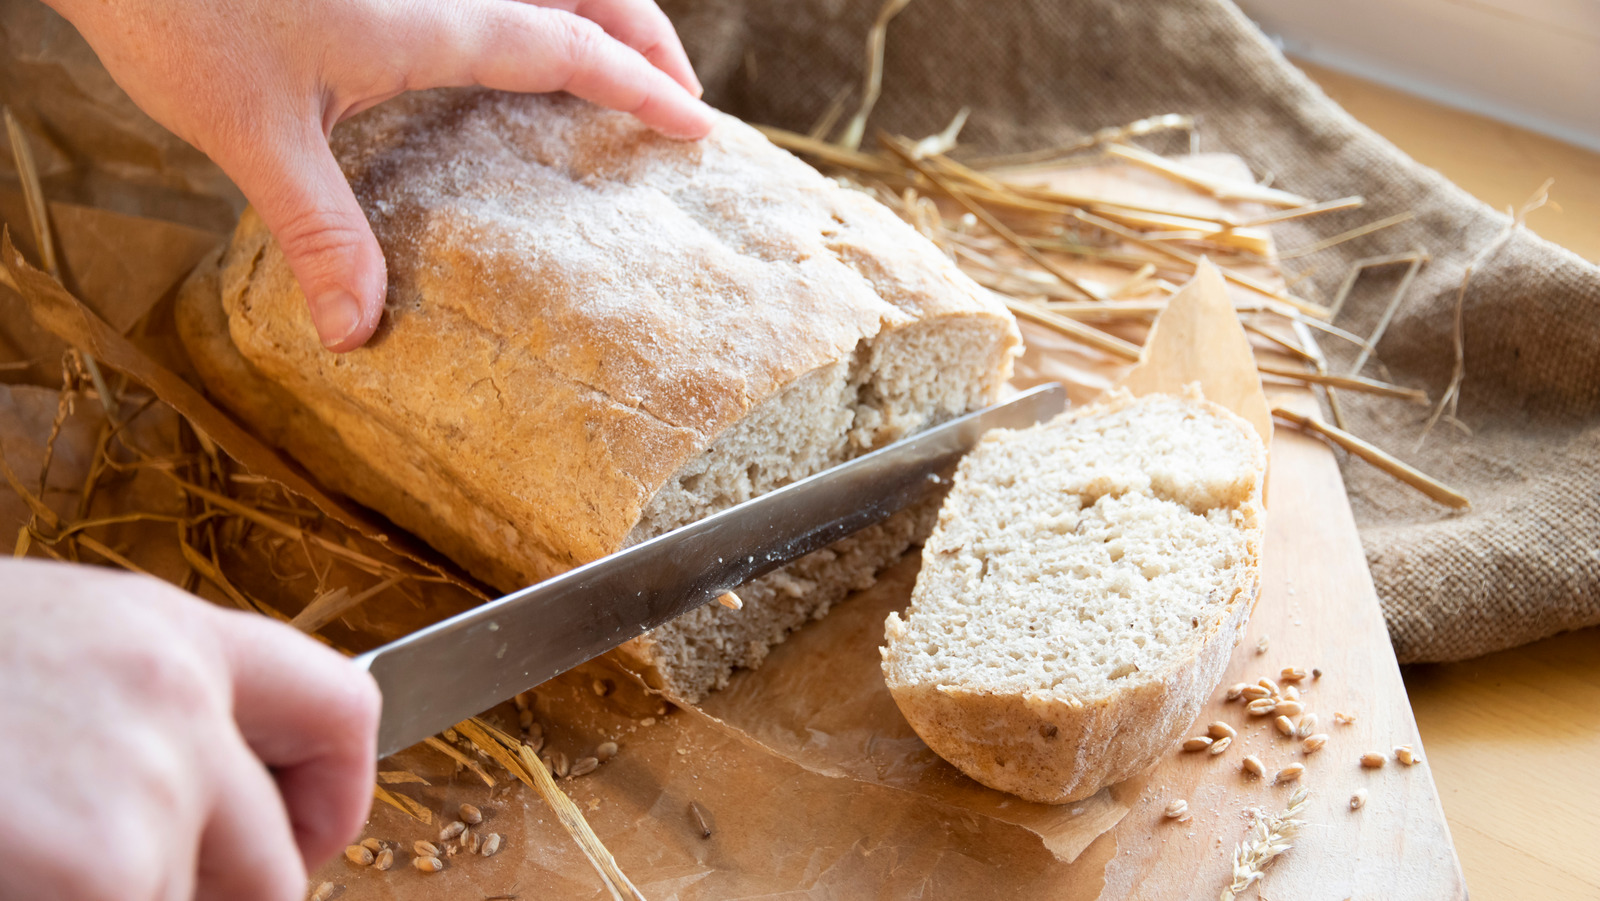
<box><xmin>4</xmin><ymin>0</ymin><xmax>1598</xmax><ymax>662</ymax></box>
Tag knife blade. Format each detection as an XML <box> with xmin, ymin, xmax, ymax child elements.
<box><xmin>355</xmin><ymin>382</ymin><xmax>1066</xmax><ymax>756</ymax></box>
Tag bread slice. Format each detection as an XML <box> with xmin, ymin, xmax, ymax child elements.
<box><xmin>176</xmin><ymin>88</ymin><xmax>1020</xmax><ymax>701</ymax></box>
<box><xmin>881</xmin><ymin>389</ymin><xmax>1265</xmax><ymax>803</ymax></box>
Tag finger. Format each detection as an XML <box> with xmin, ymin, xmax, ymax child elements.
<box><xmin>208</xmin><ymin>608</ymin><xmax>380</xmax><ymax>868</ymax></box>
<box><xmin>212</xmin><ymin>126</ymin><xmax>387</xmax><ymax>351</ymax></box>
<box><xmin>194</xmin><ymin>734</ymin><xmax>306</xmax><ymax>901</ymax></box>
<box><xmin>418</xmin><ymin>2</ymin><xmax>715</xmax><ymax>139</ymax></box>
<box><xmin>530</xmin><ymin>0</ymin><xmax>703</xmax><ymax>96</ymax></box>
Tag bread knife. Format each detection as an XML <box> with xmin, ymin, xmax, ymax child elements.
<box><xmin>354</xmin><ymin>382</ymin><xmax>1067</xmax><ymax>756</ymax></box>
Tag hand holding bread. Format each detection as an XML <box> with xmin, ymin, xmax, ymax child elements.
<box><xmin>41</xmin><ymin>0</ymin><xmax>714</xmax><ymax>351</ymax></box>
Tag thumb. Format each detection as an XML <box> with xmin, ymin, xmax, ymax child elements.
<box><xmin>224</xmin><ymin>128</ymin><xmax>387</xmax><ymax>352</ymax></box>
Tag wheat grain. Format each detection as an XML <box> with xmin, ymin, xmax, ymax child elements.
<box><xmin>373</xmin><ymin>849</ymin><xmax>394</xmax><ymax>871</ymax></box>
<box><xmin>571</xmin><ymin>756</ymin><xmax>600</xmax><ymax>777</ymax></box>
<box><xmin>1301</xmin><ymin>734</ymin><xmax>1328</xmax><ymax>754</ymax></box>
<box><xmin>1296</xmin><ymin>714</ymin><xmax>1319</xmax><ymax>739</ymax></box>
<box><xmin>343</xmin><ymin>845</ymin><xmax>374</xmax><ymax>866</ymax></box>
<box><xmin>1395</xmin><ymin>745</ymin><xmax>1419</xmax><ymax>765</ymax></box>
<box><xmin>1209</xmin><ymin>736</ymin><xmax>1234</xmax><ymax>755</ymax></box>
<box><xmin>460</xmin><ymin>803</ymin><xmax>483</xmax><ymax>825</ymax></box>
<box><xmin>359</xmin><ymin>838</ymin><xmax>383</xmax><ymax>854</ymax></box>
<box><xmin>1242</xmin><ymin>755</ymin><xmax>1266</xmax><ymax>777</ymax></box>
<box><xmin>1247</xmin><ymin>699</ymin><xmax>1277</xmax><ymax>716</ymax></box>
<box><xmin>1184</xmin><ymin>736</ymin><xmax>1215</xmax><ymax>752</ymax></box>
<box><xmin>1164</xmin><ymin>799</ymin><xmax>1189</xmax><ymax>819</ymax></box>
<box><xmin>1241</xmin><ymin>686</ymin><xmax>1272</xmax><ymax>702</ymax></box>
<box><xmin>413</xmin><ymin>856</ymin><xmax>444</xmax><ymax>873</ymax></box>
<box><xmin>1350</xmin><ymin>789</ymin><xmax>1368</xmax><ymax>810</ymax></box>
<box><xmin>596</xmin><ymin>741</ymin><xmax>619</xmax><ymax>762</ymax></box>
<box><xmin>310</xmin><ymin>883</ymin><xmax>336</xmax><ymax>901</ymax></box>
<box><xmin>1273</xmin><ymin>700</ymin><xmax>1304</xmax><ymax>717</ymax></box>
<box><xmin>413</xmin><ymin>840</ymin><xmax>440</xmax><ymax>858</ymax></box>
<box><xmin>1361</xmin><ymin>752</ymin><xmax>1387</xmax><ymax>768</ymax></box>
<box><xmin>1208</xmin><ymin>722</ymin><xmax>1238</xmax><ymax>741</ymax></box>
<box><xmin>481</xmin><ymin>833</ymin><xmax>503</xmax><ymax>857</ymax></box>
<box><xmin>1273</xmin><ymin>715</ymin><xmax>1295</xmax><ymax>736</ymax></box>
<box><xmin>1275</xmin><ymin>763</ymin><xmax>1305</xmax><ymax>783</ymax></box>
<box><xmin>1279</xmin><ymin>667</ymin><xmax>1308</xmax><ymax>683</ymax></box>
<box><xmin>1226</xmin><ymin>682</ymin><xmax>1249</xmax><ymax>701</ymax></box>
<box><xmin>1255</xmin><ymin>636</ymin><xmax>1270</xmax><ymax>654</ymax></box>
<box><xmin>440</xmin><ymin>821</ymin><xmax>467</xmax><ymax>841</ymax></box>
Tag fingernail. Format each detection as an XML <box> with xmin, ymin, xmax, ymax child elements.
<box><xmin>689</xmin><ymin>72</ymin><xmax>705</xmax><ymax>99</ymax></box>
<box><xmin>313</xmin><ymin>291</ymin><xmax>363</xmax><ymax>349</ymax></box>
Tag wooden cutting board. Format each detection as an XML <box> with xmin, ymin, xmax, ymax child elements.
<box><xmin>1022</xmin><ymin>157</ymin><xmax>1467</xmax><ymax>899</ymax></box>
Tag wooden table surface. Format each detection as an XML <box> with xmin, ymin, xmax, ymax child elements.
<box><xmin>1296</xmin><ymin>58</ymin><xmax>1600</xmax><ymax>900</ymax></box>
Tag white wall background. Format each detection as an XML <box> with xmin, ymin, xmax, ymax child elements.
<box><xmin>1237</xmin><ymin>0</ymin><xmax>1600</xmax><ymax>151</ymax></box>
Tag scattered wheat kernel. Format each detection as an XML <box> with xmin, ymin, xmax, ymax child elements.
<box><xmin>1258</xmin><ymin>677</ymin><xmax>1281</xmax><ymax>695</ymax></box>
<box><xmin>457</xmin><ymin>827</ymin><xmax>472</xmax><ymax>849</ymax></box>
<box><xmin>518</xmin><ymin>708</ymin><xmax>535</xmax><ymax>730</ymax></box>
<box><xmin>1183</xmin><ymin>736</ymin><xmax>1214</xmax><ymax>752</ymax></box>
<box><xmin>359</xmin><ymin>837</ymin><xmax>383</xmax><ymax>854</ymax></box>
<box><xmin>1350</xmin><ymin>789</ymin><xmax>1368</xmax><ymax>810</ymax></box>
<box><xmin>596</xmin><ymin>741</ymin><xmax>619</xmax><ymax>761</ymax></box>
<box><xmin>592</xmin><ymin>678</ymin><xmax>611</xmax><ymax>697</ymax></box>
<box><xmin>1394</xmin><ymin>745</ymin><xmax>1418</xmax><ymax>765</ymax></box>
<box><xmin>527</xmin><ymin>721</ymin><xmax>543</xmax><ymax>742</ymax></box>
<box><xmin>527</xmin><ymin>732</ymin><xmax>545</xmax><ymax>754</ymax></box>
<box><xmin>513</xmin><ymin>690</ymin><xmax>534</xmax><ymax>711</ymax></box>
<box><xmin>439</xmin><ymin>821</ymin><xmax>466</xmax><ymax>841</ymax></box>
<box><xmin>310</xmin><ymin>882</ymin><xmax>336</xmax><ymax>901</ymax></box>
<box><xmin>1208</xmin><ymin>721</ymin><xmax>1237</xmax><ymax>740</ymax></box>
<box><xmin>1301</xmin><ymin>733</ymin><xmax>1328</xmax><ymax>753</ymax></box>
<box><xmin>1282</xmin><ymin>685</ymin><xmax>1300</xmax><ymax>701</ymax></box>
<box><xmin>413</xmin><ymin>840</ymin><xmax>440</xmax><ymax>858</ymax></box>
<box><xmin>640</xmin><ymin>717</ymin><xmax>657</xmax><ymax>727</ymax></box>
<box><xmin>571</xmin><ymin>756</ymin><xmax>600</xmax><ymax>777</ymax></box>
<box><xmin>1208</xmin><ymin>736</ymin><xmax>1234</xmax><ymax>755</ymax></box>
<box><xmin>1276</xmin><ymin>763</ymin><xmax>1305</xmax><ymax>782</ymax></box>
<box><xmin>1297</xmin><ymin>714</ymin><xmax>1319</xmax><ymax>739</ymax></box>
<box><xmin>1256</xmin><ymin>636</ymin><xmax>1270</xmax><ymax>654</ymax></box>
<box><xmin>1225</xmin><ymin>682</ymin><xmax>1249</xmax><ymax>701</ymax></box>
<box><xmin>1361</xmin><ymin>751</ymin><xmax>1387</xmax><ymax>768</ymax></box>
<box><xmin>1274</xmin><ymin>700</ymin><xmax>1304</xmax><ymax>717</ymax></box>
<box><xmin>480</xmin><ymin>833</ymin><xmax>502</xmax><ymax>857</ymax></box>
<box><xmin>1241</xmin><ymin>685</ymin><xmax>1272</xmax><ymax>702</ymax></box>
<box><xmin>1312</xmin><ymin>667</ymin><xmax>1323</xmax><ymax>680</ymax></box>
<box><xmin>1242</xmin><ymin>755</ymin><xmax>1265</xmax><ymax>777</ymax></box>
<box><xmin>716</xmin><ymin>591</ymin><xmax>743</xmax><ymax>610</ymax></box>
<box><xmin>1273</xmin><ymin>715</ymin><xmax>1295</xmax><ymax>736</ymax></box>
<box><xmin>373</xmin><ymin>849</ymin><xmax>394</xmax><ymax>871</ymax></box>
<box><xmin>1164</xmin><ymin>799</ymin><xmax>1189</xmax><ymax>819</ymax></box>
<box><xmin>459</xmin><ymin>803</ymin><xmax>483</xmax><ymax>825</ymax></box>
<box><xmin>1279</xmin><ymin>666</ymin><xmax>1308</xmax><ymax>683</ymax></box>
<box><xmin>1334</xmin><ymin>711</ymin><xmax>1357</xmax><ymax>725</ymax></box>
<box><xmin>413</xmin><ymin>856</ymin><xmax>444</xmax><ymax>873</ymax></box>
<box><xmin>553</xmin><ymin>752</ymin><xmax>570</xmax><ymax>778</ymax></box>
<box><xmin>344</xmin><ymin>845</ymin><xmax>374</xmax><ymax>866</ymax></box>
<box><xmin>1247</xmin><ymin>698</ymin><xmax>1277</xmax><ymax>716</ymax></box>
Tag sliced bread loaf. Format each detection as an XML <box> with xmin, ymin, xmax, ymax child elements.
<box><xmin>177</xmin><ymin>88</ymin><xmax>1020</xmax><ymax>701</ymax></box>
<box><xmin>881</xmin><ymin>389</ymin><xmax>1265</xmax><ymax>803</ymax></box>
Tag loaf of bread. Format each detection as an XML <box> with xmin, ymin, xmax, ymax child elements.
<box><xmin>177</xmin><ymin>89</ymin><xmax>1020</xmax><ymax>701</ymax></box>
<box><xmin>881</xmin><ymin>390</ymin><xmax>1265</xmax><ymax>803</ymax></box>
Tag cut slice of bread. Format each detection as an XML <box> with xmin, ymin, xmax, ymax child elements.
<box><xmin>881</xmin><ymin>388</ymin><xmax>1265</xmax><ymax>803</ymax></box>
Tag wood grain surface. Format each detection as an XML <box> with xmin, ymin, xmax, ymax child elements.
<box><xmin>1295</xmin><ymin>58</ymin><xmax>1600</xmax><ymax>901</ymax></box>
